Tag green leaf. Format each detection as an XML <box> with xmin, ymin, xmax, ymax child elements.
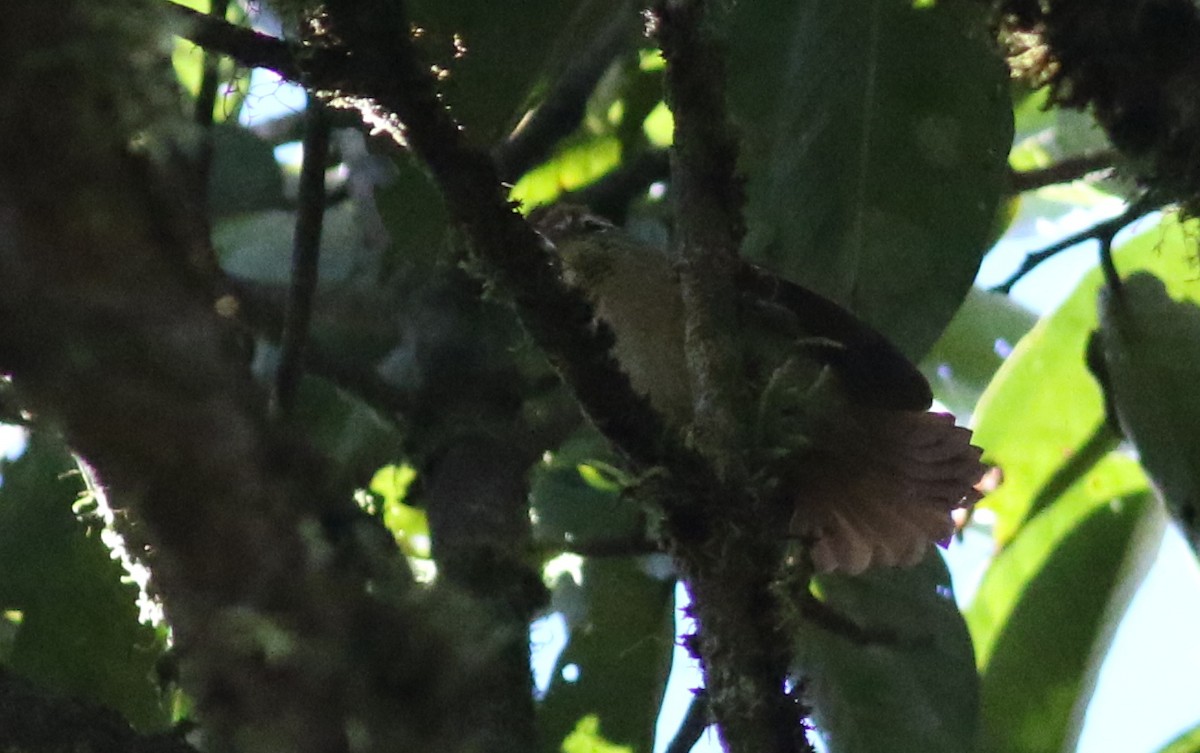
<box><xmin>727</xmin><ymin>0</ymin><xmax>1013</xmax><ymax>360</ymax></box>
<box><xmin>529</xmin><ymin>430</ymin><xmax>644</xmax><ymax>546</ymax></box>
<box><xmin>373</xmin><ymin>160</ymin><xmax>452</xmax><ymax>272</ymax></box>
<box><xmin>973</xmin><ymin>215</ymin><xmax>1200</xmax><ymax>544</ymax></box>
<box><xmin>407</xmin><ymin>0</ymin><xmax>589</xmax><ymax>145</ymax></box>
<box><xmin>510</xmin><ymin>134</ymin><xmax>622</xmax><ymax>210</ymax></box>
<box><xmin>1097</xmin><ymin>272</ymin><xmax>1200</xmax><ymax>552</ymax></box>
<box><xmin>539</xmin><ymin>558</ymin><xmax>674</xmax><ymax>753</ymax></box>
<box><xmin>920</xmin><ymin>287</ymin><xmax>1037</xmax><ymax>416</ymax></box>
<box><xmin>967</xmin><ymin>491</ymin><xmax>1164</xmax><ymax>753</ymax></box>
<box><xmin>208</xmin><ymin>124</ymin><xmax>286</xmax><ymax>217</ymax></box>
<box><xmin>368</xmin><ymin>464</ymin><xmax>430</xmax><ymax>559</ymax></box>
<box><xmin>292</xmin><ymin>377</ymin><xmax>407</xmax><ymax>490</ymax></box>
<box><xmin>214</xmin><ymin>203</ymin><xmax>377</xmax><ymax>285</ymax></box>
<box><xmin>795</xmin><ymin>554</ymin><xmax>978</xmax><ymax>753</ymax></box>
<box><xmin>1157</xmin><ymin>720</ymin><xmax>1200</xmax><ymax>753</ymax></box>
<box><xmin>0</xmin><ymin>430</ymin><xmax>169</xmax><ymax>730</ymax></box>
<box><xmin>560</xmin><ymin>715</ymin><xmax>635</xmax><ymax>753</ymax></box>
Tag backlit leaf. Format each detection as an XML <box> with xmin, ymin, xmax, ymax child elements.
<box><xmin>795</xmin><ymin>554</ymin><xmax>977</xmax><ymax>753</ymax></box>
<box><xmin>967</xmin><ymin>491</ymin><xmax>1164</xmax><ymax>753</ymax></box>
<box><xmin>540</xmin><ymin>558</ymin><xmax>674</xmax><ymax>753</ymax></box>
<box><xmin>973</xmin><ymin>214</ymin><xmax>1200</xmax><ymax>544</ymax></box>
<box><xmin>0</xmin><ymin>430</ymin><xmax>169</xmax><ymax>730</ymax></box>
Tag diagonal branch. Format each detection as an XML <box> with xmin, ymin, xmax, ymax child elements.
<box><xmin>168</xmin><ymin>0</ymin><xmax>687</xmax><ymax>474</ymax></box>
<box><xmin>309</xmin><ymin>0</ymin><xmax>696</xmax><ymax>476</ymax></box>
<box><xmin>1008</xmin><ymin>150</ymin><xmax>1119</xmax><ymax>194</ymax></box>
<box><xmin>991</xmin><ymin>195</ymin><xmax>1157</xmax><ymax>294</ymax></box>
<box><xmin>168</xmin><ymin>2</ymin><xmax>307</xmax><ymax>79</ymax></box>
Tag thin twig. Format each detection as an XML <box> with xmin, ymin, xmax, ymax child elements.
<box><xmin>1099</xmin><ymin>230</ymin><xmax>1124</xmax><ymax>292</ymax></box>
<box><xmin>190</xmin><ymin>0</ymin><xmax>231</xmax><ymax>224</ymax></box>
<box><xmin>1008</xmin><ymin>150</ymin><xmax>1119</xmax><ymax>194</ymax></box>
<box><xmin>273</xmin><ymin>99</ymin><xmax>331</xmax><ymax>418</ymax></box>
<box><xmin>990</xmin><ymin>195</ymin><xmax>1157</xmax><ymax>294</ymax></box>
<box><xmin>665</xmin><ymin>690</ymin><xmax>712</xmax><ymax>753</ymax></box>
<box><xmin>493</xmin><ymin>1</ymin><xmax>639</xmax><ymax>183</ymax></box>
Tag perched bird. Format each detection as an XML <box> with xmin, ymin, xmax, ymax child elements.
<box><xmin>532</xmin><ymin>204</ymin><xmax>986</xmax><ymax>574</ymax></box>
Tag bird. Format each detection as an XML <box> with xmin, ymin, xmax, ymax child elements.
<box><xmin>531</xmin><ymin>204</ymin><xmax>986</xmax><ymax>574</ymax></box>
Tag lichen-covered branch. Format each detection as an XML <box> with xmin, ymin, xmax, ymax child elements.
<box><xmin>653</xmin><ymin>0</ymin><xmax>749</xmax><ymax>475</ymax></box>
<box><xmin>651</xmin><ymin>4</ymin><xmax>809</xmax><ymax>751</ymax></box>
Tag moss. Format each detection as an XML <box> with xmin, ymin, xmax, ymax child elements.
<box><xmin>995</xmin><ymin>0</ymin><xmax>1200</xmax><ymax>212</ymax></box>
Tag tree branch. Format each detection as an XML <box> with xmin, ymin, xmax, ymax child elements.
<box><xmin>423</xmin><ymin>437</ymin><xmax>546</xmax><ymax>753</ymax></box>
<box><xmin>0</xmin><ymin>667</ymin><xmax>199</xmax><ymax>753</ymax></box>
<box><xmin>168</xmin><ymin>2</ymin><xmax>308</xmax><ymax>79</ymax></box>
<box><xmin>654</xmin><ymin>0</ymin><xmax>748</xmax><ymax>474</ymax></box>
<box><xmin>1008</xmin><ymin>150</ymin><xmax>1118</xmax><ymax>194</ymax></box>
<box><xmin>273</xmin><ymin>99</ymin><xmax>331</xmax><ymax>418</ymax></box>
<box><xmin>652</xmin><ymin>3</ymin><xmax>809</xmax><ymax>752</ymax></box>
<box><xmin>990</xmin><ymin>195</ymin><xmax>1157</xmax><ymax>294</ymax></box>
<box><xmin>665</xmin><ymin>690</ymin><xmax>712</xmax><ymax>753</ymax></box>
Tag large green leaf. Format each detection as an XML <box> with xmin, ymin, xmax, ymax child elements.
<box><xmin>967</xmin><ymin>491</ymin><xmax>1164</xmax><ymax>753</ymax></box>
<box><xmin>973</xmin><ymin>215</ymin><xmax>1200</xmax><ymax>544</ymax></box>
<box><xmin>726</xmin><ymin>0</ymin><xmax>1013</xmax><ymax>360</ymax></box>
<box><xmin>1097</xmin><ymin>272</ymin><xmax>1200</xmax><ymax>554</ymax></box>
<box><xmin>795</xmin><ymin>554</ymin><xmax>978</xmax><ymax>753</ymax></box>
<box><xmin>920</xmin><ymin>287</ymin><xmax>1038</xmax><ymax>416</ymax></box>
<box><xmin>407</xmin><ymin>0</ymin><xmax>592</xmax><ymax>146</ymax></box>
<box><xmin>966</xmin><ymin>216</ymin><xmax>1200</xmax><ymax>753</ymax></box>
<box><xmin>539</xmin><ymin>558</ymin><xmax>674</xmax><ymax>753</ymax></box>
<box><xmin>0</xmin><ymin>430</ymin><xmax>169</xmax><ymax>730</ymax></box>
